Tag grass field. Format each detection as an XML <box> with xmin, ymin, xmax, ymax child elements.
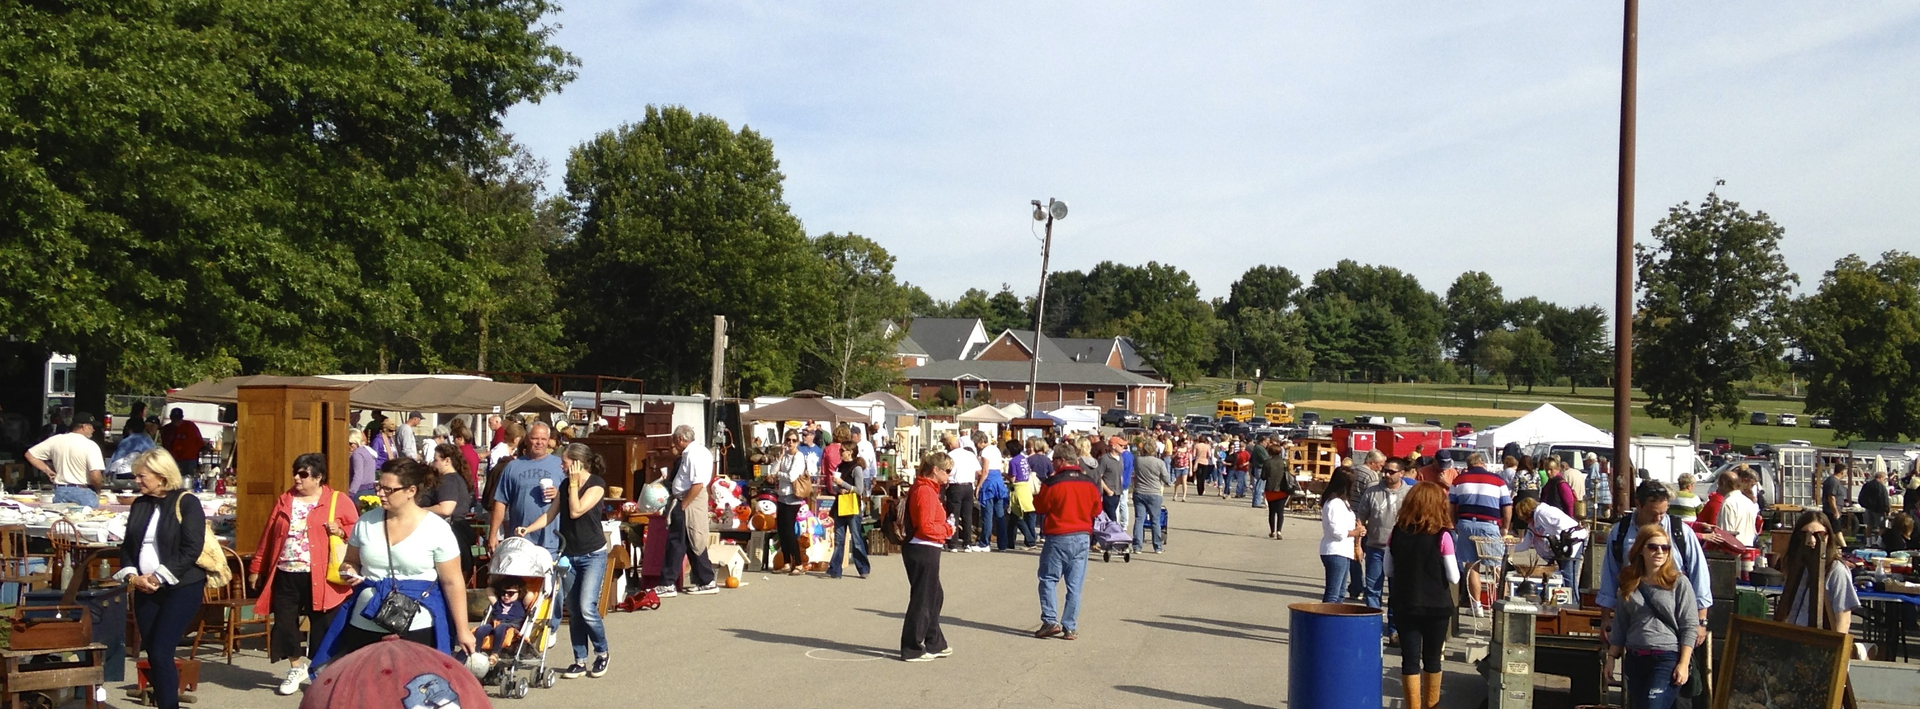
<box><xmin>1168</xmin><ymin>378</ymin><xmax>1845</xmax><ymax>451</ymax></box>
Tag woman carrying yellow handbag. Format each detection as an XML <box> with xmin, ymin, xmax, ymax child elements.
<box><xmin>249</xmin><ymin>453</ymin><xmax>360</xmax><ymax>696</ymax></box>
<box><xmin>827</xmin><ymin>437</ymin><xmax>871</xmax><ymax>580</ymax></box>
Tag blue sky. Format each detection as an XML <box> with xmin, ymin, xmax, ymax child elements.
<box><xmin>503</xmin><ymin>2</ymin><xmax>1920</xmax><ymax>310</ymax></box>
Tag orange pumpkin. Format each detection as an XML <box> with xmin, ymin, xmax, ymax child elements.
<box><xmin>724</xmin><ymin>576</ymin><xmax>741</xmax><ymax>589</ymax></box>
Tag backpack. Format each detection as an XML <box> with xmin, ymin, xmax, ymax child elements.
<box><xmin>882</xmin><ymin>489</ymin><xmax>914</xmax><ymax>545</ymax></box>
<box><xmin>1611</xmin><ymin>513</ymin><xmax>1695</xmax><ymax>578</ymax></box>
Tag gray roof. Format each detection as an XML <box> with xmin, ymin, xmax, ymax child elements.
<box><xmin>999</xmin><ymin>330</ymin><xmax>1069</xmax><ymax>361</ymax></box>
<box><xmin>1051</xmin><ymin>337</ymin><xmax>1118</xmax><ymax>364</ymax></box>
<box><xmin>908</xmin><ymin>318</ymin><xmax>981</xmax><ymax>362</ymax></box>
<box><xmin>903</xmin><ymin>359</ymin><xmax>1169</xmax><ymax>388</ymax></box>
<box><xmin>993</xmin><ymin>330</ymin><xmax>1158</xmax><ymax>376</ymax></box>
<box><xmin>895</xmin><ymin>333</ymin><xmax>929</xmax><ymax>357</ymax></box>
<box><xmin>1115</xmin><ymin>337</ymin><xmax>1154</xmax><ymax>373</ymax></box>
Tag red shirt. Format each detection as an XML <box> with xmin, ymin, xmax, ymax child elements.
<box><xmin>907</xmin><ymin>478</ymin><xmax>951</xmax><ymax>544</ymax></box>
<box><xmin>1698</xmin><ymin>491</ymin><xmax>1726</xmax><ymax>526</ymax></box>
<box><xmin>1036</xmin><ymin>467</ymin><xmax>1103</xmax><ymax>536</ymax></box>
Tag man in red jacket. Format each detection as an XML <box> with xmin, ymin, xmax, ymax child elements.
<box><xmin>1034</xmin><ymin>449</ymin><xmax>1103</xmax><ymax>640</ymax></box>
<box><xmin>901</xmin><ymin>452</ymin><xmax>955</xmax><ymax>661</ymax></box>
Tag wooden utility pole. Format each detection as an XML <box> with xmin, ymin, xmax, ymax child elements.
<box><xmin>1611</xmin><ymin>0</ymin><xmax>1638</xmax><ymax>512</ymax></box>
<box><xmin>710</xmin><ymin>315</ymin><xmax>727</xmax><ymax>403</ymax></box>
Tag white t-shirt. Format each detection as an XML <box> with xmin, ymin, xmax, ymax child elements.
<box><xmin>348</xmin><ymin>510</ymin><xmax>459</xmax><ymax>632</ymax></box>
<box><xmin>947</xmin><ymin>446</ymin><xmax>980</xmax><ymax>485</ymax></box>
<box><xmin>1719</xmin><ymin>491</ymin><xmax>1761</xmax><ymax>546</ymax></box>
<box><xmin>980</xmin><ymin>445</ymin><xmax>1003</xmax><ymax>473</ymax></box>
<box><xmin>671</xmin><ymin>444</ymin><xmax>714</xmax><ymax>497</ymax></box>
<box><xmin>487</xmin><ymin>442</ymin><xmax>513</xmax><ymax>471</ymax></box>
<box><xmin>1320</xmin><ymin>498</ymin><xmax>1357</xmax><ymax>558</ymax></box>
<box><xmin>29</xmin><ymin>432</ymin><xmax>105</xmax><ymax>486</ymax></box>
<box><xmin>856</xmin><ymin>440</ymin><xmax>878</xmax><ymax>470</ymax></box>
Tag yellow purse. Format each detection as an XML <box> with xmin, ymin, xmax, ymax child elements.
<box><xmin>835</xmin><ymin>492</ymin><xmax>860</xmax><ymax>517</ymax></box>
<box><xmin>324</xmin><ymin>492</ymin><xmax>349</xmax><ymax>585</ymax></box>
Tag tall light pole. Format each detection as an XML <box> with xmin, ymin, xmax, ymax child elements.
<box><xmin>1025</xmin><ymin>198</ymin><xmax>1067</xmax><ymax>415</ymax></box>
<box><xmin>1611</xmin><ymin>0</ymin><xmax>1638</xmax><ymax>512</ymax></box>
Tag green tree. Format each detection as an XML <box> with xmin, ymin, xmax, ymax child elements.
<box><xmin>1301</xmin><ymin>294</ymin><xmax>1360</xmax><ymax>380</ymax></box>
<box><xmin>1222</xmin><ymin>265</ymin><xmax>1302</xmax><ymax>318</ymax></box>
<box><xmin>1794</xmin><ymin>252</ymin><xmax>1920</xmax><ymax>441</ymax></box>
<box><xmin>1538</xmin><ymin>304</ymin><xmax>1609</xmax><ymax>392</ymax></box>
<box><xmin>800</xmin><ymin>233</ymin><xmax>910</xmax><ymax>397</ymax></box>
<box><xmin>1302</xmin><ymin>260</ymin><xmax>1444</xmax><ymax>377</ymax></box>
<box><xmin>1635</xmin><ymin>192</ymin><xmax>1798</xmax><ymax>442</ymax></box>
<box><xmin>0</xmin><ymin>0</ymin><xmax>576</xmax><ymax>408</ymax></box>
<box><xmin>1121</xmin><ymin>300</ymin><xmax>1218</xmax><ymax>388</ymax></box>
<box><xmin>1444</xmin><ymin>271</ymin><xmax>1506</xmax><ymax>384</ymax></box>
<box><xmin>1221</xmin><ymin>307</ymin><xmax>1312</xmax><ymax>384</ymax></box>
<box><xmin>1072</xmin><ymin>262</ymin><xmax>1202</xmax><ymax>337</ymax></box>
<box><xmin>986</xmin><ymin>286</ymin><xmax>1031</xmax><ymax>334</ymax></box>
<box><xmin>1352</xmin><ymin>302</ymin><xmax>1412</xmax><ymax>382</ymax></box>
<box><xmin>1498</xmin><ymin>327</ymin><xmax>1556</xmax><ymax>393</ymax></box>
<box><xmin>556</xmin><ymin>106</ymin><xmax>823</xmax><ymax>396</ymax></box>
<box><xmin>1040</xmin><ymin>270</ymin><xmax>1088</xmax><ymax>337</ymax></box>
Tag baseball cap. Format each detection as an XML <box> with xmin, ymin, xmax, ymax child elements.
<box><xmin>301</xmin><ymin>636</ymin><xmax>491</xmax><ymax>709</ymax></box>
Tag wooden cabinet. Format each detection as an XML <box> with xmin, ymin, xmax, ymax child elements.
<box><xmin>234</xmin><ymin>384</ymin><xmax>353</xmax><ymax>555</ymax></box>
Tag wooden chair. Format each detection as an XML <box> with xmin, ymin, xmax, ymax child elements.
<box><xmin>189</xmin><ymin>546</ymin><xmax>267</xmax><ymax>663</ymax></box>
<box><xmin>0</xmin><ymin>525</ymin><xmax>51</xmax><ymax>597</ymax></box>
<box><xmin>46</xmin><ymin>519</ymin><xmax>83</xmax><ymax>590</ymax></box>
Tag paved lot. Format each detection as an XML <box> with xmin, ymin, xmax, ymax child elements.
<box><xmin>102</xmin><ymin>496</ymin><xmax>1495</xmax><ymax>709</ymax></box>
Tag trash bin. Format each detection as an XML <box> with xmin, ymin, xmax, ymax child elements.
<box><xmin>26</xmin><ymin>587</ymin><xmax>129</xmax><ymax>682</ymax></box>
<box><xmin>1288</xmin><ymin>603</ymin><xmax>1382</xmax><ymax>709</ymax></box>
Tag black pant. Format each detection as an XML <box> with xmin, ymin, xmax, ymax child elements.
<box><xmin>269</xmin><ymin>571</ymin><xmax>337</xmax><ymax>663</ymax></box>
<box><xmin>1397</xmin><ymin>612</ymin><xmax>1449</xmax><ymax>675</ymax></box>
<box><xmin>661</xmin><ymin>502</ymin><xmax>714</xmax><ymax>588</ymax></box>
<box><xmin>942</xmin><ymin>484</ymin><xmax>976</xmax><ymax>548</ymax></box>
<box><xmin>900</xmin><ymin>544</ymin><xmax>947</xmax><ymax>658</ymax></box>
<box><xmin>447</xmin><ymin>516</ymin><xmax>477</xmax><ymax>580</ymax></box>
<box><xmin>1195</xmin><ymin>466</ymin><xmax>1211</xmax><ymax>495</ymax></box>
<box><xmin>776</xmin><ymin>501</ymin><xmax>803</xmax><ymax>570</ymax></box>
<box><xmin>134</xmin><ymin>580</ymin><xmax>206</xmax><ymax>709</ymax></box>
<box><xmin>1268</xmin><ymin>500</ymin><xmax>1287</xmax><ymax>534</ymax></box>
<box><xmin>329</xmin><ymin>623</ymin><xmax>437</xmax><ymax>659</ymax></box>
<box><xmin>1101</xmin><ymin>494</ymin><xmax>1121</xmax><ymax>520</ymax></box>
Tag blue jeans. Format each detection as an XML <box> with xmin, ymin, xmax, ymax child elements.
<box><xmin>1015</xmin><ymin>513</ymin><xmax>1038</xmax><ymax>548</ymax></box>
<box><xmin>53</xmin><ymin>485</ymin><xmax>98</xmax><ymax>508</ymax></box>
<box><xmin>1320</xmin><ymin>555</ymin><xmax>1351</xmax><ymax>603</ymax></box>
<box><xmin>1623</xmin><ymin>650</ymin><xmax>1681</xmax><ymax>709</ymax></box>
<box><xmin>1227</xmin><ymin>470</ymin><xmax>1247</xmax><ymax>497</ymax></box>
<box><xmin>1364</xmin><ymin>546</ymin><xmax>1395</xmax><ymax>634</ymax></box>
<box><xmin>1131</xmin><ymin>493</ymin><xmax>1163</xmax><ymax>551</ymax></box>
<box><xmin>830</xmin><ymin>514</ymin><xmax>870</xmax><ymax>577</ymax></box>
<box><xmin>980</xmin><ymin>499</ymin><xmax>1009</xmax><ymax>551</ymax></box>
<box><xmin>564</xmin><ymin>549</ymin><xmax>607</xmax><ymax>662</ymax></box>
<box><xmin>549</xmin><ymin>555</ymin><xmax>571</xmax><ymax>635</ymax></box>
<box><xmin>1038</xmin><ymin>533</ymin><xmax>1090</xmax><ymax>631</ymax></box>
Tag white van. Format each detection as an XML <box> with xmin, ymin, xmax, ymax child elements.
<box><xmin>1528</xmin><ymin>436</ymin><xmax>1711</xmax><ymax>490</ymax></box>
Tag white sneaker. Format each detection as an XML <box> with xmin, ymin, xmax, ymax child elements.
<box><xmin>543</xmin><ymin>629</ymin><xmax>559</xmax><ymax>650</ymax></box>
<box><xmin>686</xmin><ymin>583</ymin><xmax>718</xmax><ymax>596</ymax></box>
<box><xmin>277</xmin><ymin>664</ymin><xmax>309</xmax><ymax>696</ymax></box>
<box><xmin>652</xmin><ymin>585</ymin><xmax>678</xmax><ymax>598</ymax></box>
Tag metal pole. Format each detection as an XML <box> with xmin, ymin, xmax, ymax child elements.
<box><xmin>1025</xmin><ymin>209</ymin><xmax>1054</xmax><ymax>416</ymax></box>
<box><xmin>1612</xmin><ymin>0</ymin><xmax>1638</xmax><ymax>512</ymax></box>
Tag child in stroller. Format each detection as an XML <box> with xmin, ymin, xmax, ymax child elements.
<box><xmin>476</xmin><ymin>578</ymin><xmax>529</xmax><ymax>663</ymax></box>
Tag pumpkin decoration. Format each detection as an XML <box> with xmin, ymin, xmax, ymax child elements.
<box><xmin>724</xmin><ymin>576</ymin><xmax>741</xmax><ymax>589</ymax></box>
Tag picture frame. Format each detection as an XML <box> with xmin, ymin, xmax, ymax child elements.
<box><xmin>1713</xmin><ymin>615</ymin><xmax>1850</xmax><ymax>709</ymax></box>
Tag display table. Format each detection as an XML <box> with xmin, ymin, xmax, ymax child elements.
<box><xmin>0</xmin><ymin>643</ymin><xmax>105</xmax><ymax>709</ymax></box>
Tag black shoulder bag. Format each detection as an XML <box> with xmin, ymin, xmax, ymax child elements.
<box><xmin>371</xmin><ymin>514</ymin><xmax>427</xmax><ymax>634</ymax></box>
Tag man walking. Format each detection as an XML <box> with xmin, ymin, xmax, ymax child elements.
<box><xmin>1129</xmin><ymin>440</ymin><xmax>1169</xmax><ymax>553</ymax></box>
<box><xmin>657</xmin><ymin>425</ymin><xmax>718</xmax><ymax>595</ymax></box>
<box><xmin>1355</xmin><ymin>450</ymin><xmax>1385</xmax><ymax>490</ymax></box>
<box><xmin>1354</xmin><ymin>457</ymin><xmax>1410</xmax><ymax>642</ymax></box>
<box><xmin>489</xmin><ymin>421</ymin><xmax>569</xmax><ymax>640</ymax></box>
<box><xmin>1192</xmin><ymin>437</ymin><xmax>1214</xmax><ymax>497</ymax></box>
<box><xmin>1862</xmin><ymin>469</ymin><xmax>1892</xmax><ymax>547</ymax></box>
<box><xmin>1248</xmin><ymin>437</ymin><xmax>1271</xmax><ymax>508</ymax></box>
<box><xmin>27</xmin><ymin>412</ymin><xmax>105</xmax><ymax>508</ymax></box>
<box><xmin>942</xmin><ymin>435</ymin><xmax>981</xmax><ymax>551</ymax></box>
<box><xmin>1035</xmin><ymin>448</ymin><xmax>1102</xmax><ymax>640</ymax></box>
<box><xmin>1095</xmin><ymin>437</ymin><xmax>1126</xmax><ymax>520</ymax></box>
<box><xmin>1448</xmin><ymin>453</ymin><xmax>1513</xmax><ymax>616</ymax></box>
<box><xmin>398</xmin><ymin>412</ymin><xmax>423</xmax><ymax>460</ymax></box>
<box><xmin>159</xmin><ymin>408</ymin><xmax>204</xmax><ymax>469</ymax></box>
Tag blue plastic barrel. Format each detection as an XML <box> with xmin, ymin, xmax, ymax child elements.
<box><xmin>1288</xmin><ymin>603</ymin><xmax>1383</xmax><ymax>709</ymax></box>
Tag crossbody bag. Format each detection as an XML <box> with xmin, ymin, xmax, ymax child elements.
<box><xmin>370</xmin><ymin>515</ymin><xmax>427</xmax><ymax>634</ymax></box>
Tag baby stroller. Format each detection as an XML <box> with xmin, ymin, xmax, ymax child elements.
<box><xmin>483</xmin><ymin>537</ymin><xmax>561</xmax><ymax>699</ymax></box>
<box><xmin>1093</xmin><ymin>512</ymin><xmax>1132</xmax><ymax>563</ymax></box>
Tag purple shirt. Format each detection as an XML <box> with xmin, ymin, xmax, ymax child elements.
<box><xmin>348</xmin><ymin>445</ymin><xmax>378</xmax><ymax>495</ymax></box>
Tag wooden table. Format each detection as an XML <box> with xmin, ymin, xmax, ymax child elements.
<box><xmin>0</xmin><ymin>643</ymin><xmax>105</xmax><ymax>709</ymax></box>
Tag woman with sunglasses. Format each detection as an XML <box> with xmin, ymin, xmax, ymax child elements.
<box><xmin>313</xmin><ymin>458</ymin><xmax>475</xmax><ymax>665</ymax></box>
<box><xmin>1605</xmin><ymin>524</ymin><xmax>1698</xmax><ymax>709</ymax></box>
<box><xmin>1773</xmin><ymin>511</ymin><xmax>1859</xmax><ymax>632</ymax></box>
<box><xmin>248</xmin><ymin>453</ymin><xmax>360</xmax><ymax>695</ymax></box>
<box><xmin>771</xmin><ymin>432</ymin><xmax>810</xmax><ymax>575</ymax></box>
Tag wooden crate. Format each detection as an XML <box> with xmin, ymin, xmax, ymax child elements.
<box><xmin>1535</xmin><ymin>614</ymin><xmax>1561</xmax><ymax>637</ymax></box>
<box><xmin>1560</xmin><ymin>608</ymin><xmax>1604</xmax><ymax>636</ymax></box>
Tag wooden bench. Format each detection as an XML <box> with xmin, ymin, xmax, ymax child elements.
<box><xmin>0</xmin><ymin>643</ymin><xmax>105</xmax><ymax>709</ymax></box>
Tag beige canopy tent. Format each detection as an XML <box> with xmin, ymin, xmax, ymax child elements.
<box><xmin>170</xmin><ymin>375</ymin><xmax>567</xmax><ymax>414</ymax></box>
<box><xmin>956</xmin><ymin>403</ymin><xmax>1012</xmax><ymax>424</ymax></box>
<box><xmin>740</xmin><ymin>391</ymin><xmax>869</xmax><ymax>424</ymax></box>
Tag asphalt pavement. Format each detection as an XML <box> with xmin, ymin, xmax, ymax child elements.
<box><xmin>106</xmin><ymin>494</ymin><xmax>1494</xmax><ymax>709</ymax></box>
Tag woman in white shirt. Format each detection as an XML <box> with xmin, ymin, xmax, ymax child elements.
<box><xmin>114</xmin><ymin>450</ymin><xmax>207</xmax><ymax>709</ymax></box>
<box><xmin>1319</xmin><ymin>467</ymin><xmax>1366</xmax><ymax>603</ymax></box>
<box><xmin>1513</xmin><ymin>497</ymin><xmax>1589</xmax><ymax>594</ymax></box>
<box><xmin>314</xmin><ymin>459</ymin><xmax>474</xmax><ymax>665</ymax></box>
<box><xmin>771</xmin><ymin>432</ymin><xmax>810</xmax><ymax>575</ymax></box>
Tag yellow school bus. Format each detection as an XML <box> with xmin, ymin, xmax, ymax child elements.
<box><xmin>1265</xmin><ymin>401</ymin><xmax>1295</xmax><ymax>425</ymax></box>
<box><xmin>1215</xmin><ymin>398</ymin><xmax>1254</xmax><ymax>422</ymax></box>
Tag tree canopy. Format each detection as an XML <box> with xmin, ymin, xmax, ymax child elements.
<box><xmin>1794</xmin><ymin>252</ymin><xmax>1920</xmax><ymax>441</ymax></box>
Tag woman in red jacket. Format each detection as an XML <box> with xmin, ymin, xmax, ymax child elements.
<box><xmin>901</xmin><ymin>451</ymin><xmax>955</xmax><ymax>662</ymax></box>
<box><xmin>248</xmin><ymin>453</ymin><xmax>359</xmax><ymax>695</ymax></box>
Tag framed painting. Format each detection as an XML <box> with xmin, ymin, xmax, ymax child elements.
<box><xmin>1713</xmin><ymin>615</ymin><xmax>1850</xmax><ymax>709</ymax></box>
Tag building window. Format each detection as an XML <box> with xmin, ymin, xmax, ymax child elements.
<box><xmin>961</xmin><ymin>384</ymin><xmax>979</xmax><ymax>401</ymax></box>
<box><xmin>1146</xmin><ymin>390</ymin><xmax>1157</xmax><ymax>413</ymax></box>
<box><xmin>1115</xmin><ymin>389</ymin><xmax>1128</xmax><ymax>408</ymax></box>
<box><xmin>1085</xmin><ymin>389</ymin><xmax>1097</xmax><ymax>405</ymax></box>
<box><xmin>910</xmin><ymin>387</ymin><xmax>920</xmax><ymax>400</ymax></box>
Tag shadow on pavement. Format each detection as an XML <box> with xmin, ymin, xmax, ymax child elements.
<box><xmin>1130</xmin><ymin>558</ymin><xmax>1293</xmax><ymax>577</ymax></box>
<box><xmin>855</xmin><ymin>608</ymin><xmax>1033</xmax><ymax>637</ymax></box>
<box><xmin>718</xmin><ymin>628</ymin><xmax>897</xmax><ymax>658</ymax></box>
<box><xmin>1114</xmin><ymin>685</ymin><xmax>1274</xmax><ymax>708</ymax></box>
<box><xmin>1120</xmin><ymin>618</ymin><xmax>1284</xmax><ymax>644</ymax></box>
<box><xmin>191</xmin><ymin>657</ymin><xmax>281</xmax><ymax>693</ymax></box>
<box><xmin>1160</xmin><ymin>615</ymin><xmax>1288</xmax><ymax>635</ymax></box>
<box><xmin>1189</xmin><ymin>577</ymin><xmax>1312</xmax><ymax>597</ymax></box>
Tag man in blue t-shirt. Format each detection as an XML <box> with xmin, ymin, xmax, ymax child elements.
<box><xmin>489</xmin><ymin>422</ymin><xmax>565</xmax><ymax>638</ymax></box>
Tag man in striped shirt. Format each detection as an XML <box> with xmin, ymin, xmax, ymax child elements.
<box><xmin>1448</xmin><ymin>453</ymin><xmax>1513</xmax><ymax>616</ymax></box>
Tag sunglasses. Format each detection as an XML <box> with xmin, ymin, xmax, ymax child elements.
<box><xmin>293</xmin><ymin>469</ymin><xmax>318</xmax><ymax>480</ymax></box>
<box><xmin>1646</xmin><ymin>544</ymin><xmax>1672</xmax><ymax>553</ymax></box>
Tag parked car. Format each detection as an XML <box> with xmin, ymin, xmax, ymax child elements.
<box><xmin>1776</xmin><ymin>413</ymin><xmax>1797</xmax><ymax>427</ymax></box>
<box><xmin>1750</xmin><ymin>442</ymin><xmax>1774</xmax><ymax>456</ymax></box>
<box><xmin>1149</xmin><ymin>413</ymin><xmax>1176</xmax><ymax>431</ymax></box>
<box><xmin>1300</xmin><ymin>412</ymin><xmax>1321</xmax><ymax>426</ymax></box>
<box><xmin>1810</xmin><ymin>415</ymin><xmax>1831</xmax><ymax>429</ymax></box>
<box><xmin>1749</xmin><ymin>411</ymin><xmax>1768</xmax><ymax>425</ymax></box>
<box><xmin>1187</xmin><ymin>423</ymin><xmax>1217</xmax><ymax>437</ymax></box>
<box><xmin>1453</xmin><ymin>421</ymin><xmax>1475</xmax><ymax>437</ymax></box>
<box><xmin>1248</xmin><ymin>417</ymin><xmax>1270</xmax><ymax>428</ymax></box>
<box><xmin>1183</xmin><ymin>415</ymin><xmax>1212</xmax><ymax>427</ymax></box>
<box><xmin>1220</xmin><ymin>421</ymin><xmax>1251</xmax><ymax>438</ymax></box>
<box><xmin>1424</xmin><ymin>419</ymin><xmax>1442</xmax><ymax>427</ymax></box>
<box><xmin>1102</xmin><ymin>408</ymin><xmax>1141</xmax><ymax>427</ymax></box>
<box><xmin>1330</xmin><ymin>417</ymin><xmax>1346</xmax><ymax>425</ymax></box>
<box><xmin>1710</xmin><ymin>437</ymin><xmax>1732</xmax><ymax>456</ymax></box>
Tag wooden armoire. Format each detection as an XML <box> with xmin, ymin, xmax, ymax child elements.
<box><xmin>234</xmin><ymin>383</ymin><xmax>354</xmax><ymax>554</ymax></box>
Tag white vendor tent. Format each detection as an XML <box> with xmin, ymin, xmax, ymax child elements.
<box><xmin>1045</xmin><ymin>406</ymin><xmax>1101</xmax><ymax>434</ymax></box>
<box><xmin>956</xmin><ymin>404</ymin><xmax>1012</xmax><ymax>424</ymax></box>
<box><xmin>1473</xmin><ymin>403</ymin><xmax>1612</xmax><ymax>450</ymax></box>
<box><xmin>998</xmin><ymin>403</ymin><xmax>1027</xmax><ymax>418</ymax></box>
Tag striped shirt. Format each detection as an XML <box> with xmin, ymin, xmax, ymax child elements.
<box><xmin>1449</xmin><ymin>466</ymin><xmax>1513</xmax><ymax>523</ymax></box>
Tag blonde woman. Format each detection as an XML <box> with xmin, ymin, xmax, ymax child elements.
<box><xmin>347</xmin><ymin>429</ymin><xmax>377</xmax><ymax>495</ymax></box>
<box><xmin>114</xmin><ymin>450</ymin><xmax>207</xmax><ymax>709</ymax></box>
